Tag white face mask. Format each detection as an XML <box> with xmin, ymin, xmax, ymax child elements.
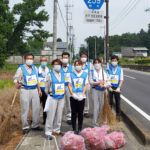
<box><xmin>111</xmin><ymin>62</ymin><xmax>118</xmax><ymax>67</ymax></box>
<box><xmin>53</xmin><ymin>65</ymin><xmax>61</xmax><ymax>71</ymax></box>
<box><xmin>62</xmin><ymin>58</ymin><xmax>69</xmax><ymax>64</ymax></box>
<box><xmin>94</xmin><ymin>64</ymin><xmax>101</xmax><ymax>70</ymax></box>
<box><xmin>26</xmin><ymin>60</ymin><xmax>33</xmax><ymax>66</ymax></box>
<box><xmin>75</xmin><ymin>66</ymin><xmax>82</xmax><ymax>72</ymax></box>
<box><xmin>81</xmin><ymin>58</ymin><xmax>87</xmax><ymax>63</ymax></box>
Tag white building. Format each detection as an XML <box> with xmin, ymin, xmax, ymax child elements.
<box><xmin>41</xmin><ymin>42</ymin><xmax>67</xmax><ymax>56</ymax></box>
<box><xmin>121</xmin><ymin>47</ymin><xmax>149</xmax><ymax>58</ymax></box>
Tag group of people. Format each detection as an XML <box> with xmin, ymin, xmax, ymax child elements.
<box><xmin>14</xmin><ymin>52</ymin><xmax>123</xmax><ymax>140</ymax></box>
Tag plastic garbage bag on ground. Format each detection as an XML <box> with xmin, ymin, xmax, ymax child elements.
<box><xmin>79</xmin><ymin>126</ymin><xmax>110</xmax><ymax>150</ymax></box>
<box><xmin>60</xmin><ymin>131</ymin><xmax>86</xmax><ymax>150</ymax></box>
<box><xmin>104</xmin><ymin>132</ymin><xmax>126</xmax><ymax>149</ymax></box>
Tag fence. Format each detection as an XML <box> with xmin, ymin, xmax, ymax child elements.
<box><xmin>6</xmin><ymin>55</ymin><xmax>62</xmax><ymax>65</ymax></box>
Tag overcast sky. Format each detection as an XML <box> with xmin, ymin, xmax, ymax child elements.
<box><xmin>9</xmin><ymin>0</ymin><xmax>150</xmax><ymax>54</ymax></box>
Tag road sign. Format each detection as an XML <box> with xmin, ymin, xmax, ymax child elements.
<box><xmin>84</xmin><ymin>0</ymin><xmax>104</xmax><ymax>10</ymax></box>
<box><xmin>84</xmin><ymin>10</ymin><xmax>104</xmax><ymax>24</ymax></box>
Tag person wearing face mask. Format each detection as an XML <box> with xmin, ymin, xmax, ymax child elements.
<box><xmin>13</xmin><ymin>53</ymin><xmax>43</xmax><ymax>134</ymax></box>
<box><xmin>80</xmin><ymin>52</ymin><xmax>93</xmax><ymax>118</ymax></box>
<box><xmin>60</xmin><ymin>52</ymin><xmax>73</xmax><ymax>125</ymax></box>
<box><xmin>90</xmin><ymin>59</ymin><xmax>110</xmax><ymax>127</ymax></box>
<box><xmin>37</xmin><ymin>56</ymin><xmax>51</xmax><ymax>124</ymax></box>
<box><xmin>45</xmin><ymin>59</ymin><xmax>65</xmax><ymax>140</ymax></box>
<box><xmin>109</xmin><ymin>55</ymin><xmax>124</xmax><ymax>121</ymax></box>
<box><xmin>68</xmin><ymin>60</ymin><xmax>88</xmax><ymax>134</ymax></box>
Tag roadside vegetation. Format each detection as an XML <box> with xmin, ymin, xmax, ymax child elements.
<box><xmin>119</xmin><ymin>58</ymin><xmax>150</xmax><ymax>66</ymax></box>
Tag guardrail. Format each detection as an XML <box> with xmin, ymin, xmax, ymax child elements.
<box><xmin>122</xmin><ymin>65</ymin><xmax>150</xmax><ymax>72</ymax></box>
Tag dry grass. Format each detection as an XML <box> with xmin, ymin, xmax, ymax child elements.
<box><xmin>0</xmin><ymin>73</ymin><xmax>23</xmax><ymax>148</ymax></box>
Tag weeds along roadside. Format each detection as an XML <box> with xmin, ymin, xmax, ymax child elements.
<box><xmin>0</xmin><ymin>68</ymin><xmax>22</xmax><ymax>149</ymax></box>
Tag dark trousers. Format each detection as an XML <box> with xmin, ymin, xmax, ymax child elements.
<box><xmin>70</xmin><ymin>97</ymin><xmax>85</xmax><ymax>131</ymax></box>
<box><xmin>40</xmin><ymin>90</ymin><xmax>47</xmax><ymax>123</ymax></box>
<box><xmin>109</xmin><ymin>87</ymin><xmax>121</xmax><ymax>116</ymax></box>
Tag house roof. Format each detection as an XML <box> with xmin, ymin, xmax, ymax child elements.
<box><xmin>121</xmin><ymin>47</ymin><xmax>149</xmax><ymax>57</ymax></box>
<box><xmin>43</xmin><ymin>42</ymin><xmax>67</xmax><ymax>50</ymax></box>
<box><xmin>121</xmin><ymin>47</ymin><xmax>134</xmax><ymax>57</ymax></box>
<box><xmin>133</xmin><ymin>47</ymin><xmax>148</xmax><ymax>51</ymax></box>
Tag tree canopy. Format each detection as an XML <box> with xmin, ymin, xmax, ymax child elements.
<box><xmin>0</xmin><ymin>0</ymin><xmax>50</xmax><ymax>66</ymax></box>
<box><xmin>79</xmin><ymin>24</ymin><xmax>150</xmax><ymax>60</ymax></box>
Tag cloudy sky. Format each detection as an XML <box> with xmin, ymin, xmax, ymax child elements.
<box><xmin>10</xmin><ymin>0</ymin><xmax>150</xmax><ymax>54</ymax></box>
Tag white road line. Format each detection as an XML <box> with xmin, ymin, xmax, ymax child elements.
<box><xmin>121</xmin><ymin>95</ymin><xmax>150</xmax><ymax>121</ymax></box>
<box><xmin>124</xmin><ymin>75</ymin><xmax>136</xmax><ymax>80</ymax></box>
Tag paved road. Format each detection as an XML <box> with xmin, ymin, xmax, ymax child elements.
<box><xmin>122</xmin><ymin>69</ymin><xmax>150</xmax><ymax>116</ymax></box>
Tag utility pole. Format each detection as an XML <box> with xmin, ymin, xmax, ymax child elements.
<box><xmin>65</xmin><ymin>0</ymin><xmax>73</xmax><ymax>52</ymax></box>
<box><xmin>94</xmin><ymin>37</ymin><xmax>96</xmax><ymax>59</ymax></box>
<box><xmin>52</xmin><ymin>0</ymin><xmax>58</xmax><ymax>59</ymax></box>
<box><xmin>101</xmin><ymin>26</ymin><xmax>106</xmax><ymax>63</ymax></box>
<box><xmin>72</xmin><ymin>34</ymin><xmax>75</xmax><ymax>59</ymax></box>
<box><xmin>105</xmin><ymin>0</ymin><xmax>109</xmax><ymax>63</ymax></box>
<box><xmin>66</xmin><ymin>0</ymin><xmax>69</xmax><ymax>52</ymax></box>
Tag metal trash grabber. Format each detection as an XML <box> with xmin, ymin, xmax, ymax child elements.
<box><xmin>43</xmin><ymin>135</ymin><xmax>59</xmax><ymax>150</ymax></box>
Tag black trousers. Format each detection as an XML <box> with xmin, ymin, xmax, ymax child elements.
<box><xmin>70</xmin><ymin>97</ymin><xmax>85</xmax><ymax>131</ymax></box>
<box><xmin>109</xmin><ymin>87</ymin><xmax>121</xmax><ymax>116</ymax></box>
<box><xmin>40</xmin><ymin>90</ymin><xmax>47</xmax><ymax>123</ymax></box>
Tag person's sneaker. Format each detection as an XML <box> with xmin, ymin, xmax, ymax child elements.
<box><xmin>52</xmin><ymin>132</ymin><xmax>64</xmax><ymax>136</ymax></box>
<box><xmin>45</xmin><ymin>135</ymin><xmax>53</xmax><ymax>140</ymax></box>
<box><xmin>78</xmin><ymin>130</ymin><xmax>81</xmax><ymax>134</ymax></box>
<box><xmin>67</xmin><ymin>120</ymin><xmax>72</xmax><ymax>125</ymax></box>
<box><xmin>23</xmin><ymin>129</ymin><xmax>30</xmax><ymax>134</ymax></box>
<box><xmin>84</xmin><ymin>113</ymin><xmax>90</xmax><ymax>118</ymax></box>
<box><xmin>43</xmin><ymin>120</ymin><xmax>46</xmax><ymax>125</ymax></box>
<box><xmin>74</xmin><ymin>131</ymin><xmax>78</xmax><ymax>134</ymax></box>
<box><xmin>32</xmin><ymin>126</ymin><xmax>43</xmax><ymax>131</ymax></box>
<box><xmin>116</xmin><ymin>115</ymin><xmax>121</xmax><ymax>121</ymax></box>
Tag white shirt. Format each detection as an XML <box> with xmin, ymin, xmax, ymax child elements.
<box><xmin>45</xmin><ymin>70</ymin><xmax>62</xmax><ymax>95</ymax></box>
<box><xmin>109</xmin><ymin>66</ymin><xmax>124</xmax><ymax>81</ymax></box>
<box><xmin>38</xmin><ymin>66</ymin><xmax>50</xmax><ymax>78</ymax></box>
<box><xmin>69</xmin><ymin>70</ymin><xmax>88</xmax><ymax>101</ymax></box>
<box><xmin>13</xmin><ymin>64</ymin><xmax>38</xmax><ymax>88</ymax></box>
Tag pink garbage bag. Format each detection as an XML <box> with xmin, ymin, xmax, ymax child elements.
<box><xmin>79</xmin><ymin>126</ymin><xmax>110</xmax><ymax>150</ymax></box>
<box><xmin>104</xmin><ymin>132</ymin><xmax>126</xmax><ymax>149</ymax></box>
<box><xmin>59</xmin><ymin>131</ymin><xmax>86</xmax><ymax>150</ymax></box>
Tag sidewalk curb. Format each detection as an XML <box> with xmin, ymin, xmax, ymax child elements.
<box><xmin>121</xmin><ymin>106</ymin><xmax>150</xmax><ymax>145</ymax></box>
<box><xmin>15</xmin><ymin>132</ymin><xmax>29</xmax><ymax>150</ymax></box>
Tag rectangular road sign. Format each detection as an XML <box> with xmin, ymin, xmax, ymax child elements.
<box><xmin>84</xmin><ymin>10</ymin><xmax>104</xmax><ymax>24</ymax></box>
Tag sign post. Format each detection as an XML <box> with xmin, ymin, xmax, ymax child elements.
<box><xmin>105</xmin><ymin>0</ymin><xmax>109</xmax><ymax>63</ymax></box>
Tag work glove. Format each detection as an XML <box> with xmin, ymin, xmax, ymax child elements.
<box><xmin>78</xmin><ymin>94</ymin><xmax>86</xmax><ymax>101</ymax></box>
<box><xmin>72</xmin><ymin>93</ymin><xmax>78</xmax><ymax>100</ymax></box>
<box><xmin>116</xmin><ymin>87</ymin><xmax>121</xmax><ymax>93</ymax></box>
<box><xmin>104</xmin><ymin>82</ymin><xmax>111</xmax><ymax>88</ymax></box>
<box><xmin>109</xmin><ymin>87</ymin><xmax>113</xmax><ymax>92</ymax></box>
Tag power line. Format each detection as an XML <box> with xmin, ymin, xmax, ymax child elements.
<box><xmin>111</xmin><ymin>0</ymin><xmax>141</xmax><ymax>31</ymax></box>
<box><xmin>58</xmin><ymin>0</ymin><xmax>66</xmax><ymax>27</ymax></box>
<box><xmin>111</xmin><ymin>0</ymin><xmax>138</xmax><ymax>28</ymax></box>
<box><xmin>110</xmin><ymin>0</ymin><xmax>135</xmax><ymax>24</ymax></box>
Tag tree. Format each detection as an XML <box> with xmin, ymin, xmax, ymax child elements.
<box><xmin>7</xmin><ymin>0</ymin><xmax>50</xmax><ymax>55</ymax></box>
<box><xmin>0</xmin><ymin>0</ymin><xmax>14</xmax><ymax>67</ymax></box>
<box><xmin>57</xmin><ymin>38</ymin><xmax>62</xmax><ymax>42</ymax></box>
<box><xmin>27</xmin><ymin>39</ymin><xmax>44</xmax><ymax>54</ymax></box>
